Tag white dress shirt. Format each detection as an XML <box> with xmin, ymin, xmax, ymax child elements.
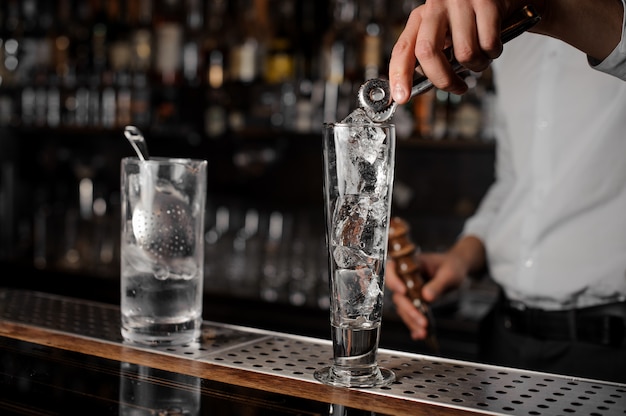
<box><xmin>592</xmin><ymin>0</ymin><xmax>626</xmax><ymax>80</ymax></box>
<box><xmin>462</xmin><ymin>34</ymin><xmax>626</xmax><ymax>310</ymax></box>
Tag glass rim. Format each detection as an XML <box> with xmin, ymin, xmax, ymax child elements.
<box><xmin>122</xmin><ymin>156</ymin><xmax>207</xmax><ymax>165</ymax></box>
<box><xmin>323</xmin><ymin>121</ymin><xmax>395</xmax><ymax>129</ymax></box>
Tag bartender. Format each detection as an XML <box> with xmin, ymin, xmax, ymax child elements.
<box><xmin>385</xmin><ymin>0</ymin><xmax>626</xmax><ymax>383</ymax></box>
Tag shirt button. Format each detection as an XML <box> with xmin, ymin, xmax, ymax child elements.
<box><xmin>537</xmin><ymin>120</ymin><xmax>548</xmax><ymax>130</ymax></box>
<box><xmin>525</xmin><ymin>258</ymin><xmax>534</xmax><ymax>268</ymax></box>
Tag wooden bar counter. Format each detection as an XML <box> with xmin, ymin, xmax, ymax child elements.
<box><xmin>0</xmin><ymin>288</ymin><xmax>624</xmax><ymax>415</ymax></box>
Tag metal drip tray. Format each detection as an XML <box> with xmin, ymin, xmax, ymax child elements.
<box><xmin>1</xmin><ymin>289</ymin><xmax>625</xmax><ymax>416</ymax></box>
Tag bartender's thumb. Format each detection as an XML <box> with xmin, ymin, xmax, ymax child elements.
<box><xmin>421</xmin><ymin>267</ymin><xmax>459</xmax><ymax>303</ymax></box>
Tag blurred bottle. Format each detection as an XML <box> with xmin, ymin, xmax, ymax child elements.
<box><xmin>264</xmin><ymin>0</ymin><xmax>296</xmax><ymax>85</ymax></box>
<box><xmin>128</xmin><ymin>0</ymin><xmax>153</xmax><ymax>74</ymax></box>
<box><xmin>203</xmin><ymin>0</ymin><xmax>232</xmax><ymax>138</ymax></box>
<box><xmin>260</xmin><ymin>211</ymin><xmax>290</xmax><ymax>303</ymax></box>
<box><xmin>321</xmin><ymin>0</ymin><xmax>365</xmax><ymax>122</ymax></box>
<box><xmin>15</xmin><ymin>0</ymin><xmax>55</xmax><ymax>127</ymax></box>
<box><xmin>286</xmin><ymin>213</ymin><xmax>318</xmax><ymax>307</ymax></box>
<box><xmin>412</xmin><ymin>89</ymin><xmax>436</xmax><ymax>139</ymax></box>
<box><xmin>0</xmin><ymin>0</ymin><xmax>21</xmax><ymax>87</ymax></box>
<box><xmin>95</xmin><ymin>0</ymin><xmax>132</xmax><ymax>128</ymax></box>
<box><xmin>182</xmin><ymin>0</ymin><xmax>204</xmax><ymax>87</ymax></box>
<box><xmin>128</xmin><ymin>0</ymin><xmax>153</xmax><ymax>127</ymax></box>
<box><xmin>153</xmin><ymin>0</ymin><xmax>184</xmax><ymax>86</ymax></box>
<box><xmin>431</xmin><ymin>89</ymin><xmax>455</xmax><ymax>140</ymax></box>
<box><xmin>229</xmin><ymin>208</ymin><xmax>262</xmax><ymax>298</ymax></box>
<box><xmin>360</xmin><ymin>0</ymin><xmax>385</xmax><ymax>81</ymax></box>
<box><xmin>292</xmin><ymin>1</ymin><xmax>327</xmax><ymax>132</ymax></box>
<box><xmin>451</xmin><ymin>73</ymin><xmax>484</xmax><ymax>140</ymax></box>
<box><xmin>151</xmin><ymin>0</ymin><xmax>184</xmax><ymax>128</ymax></box>
<box><xmin>230</xmin><ymin>0</ymin><xmax>269</xmax><ymax>85</ymax></box>
<box><xmin>91</xmin><ymin>1</ymin><xmax>109</xmax><ymax>76</ymax></box>
<box><xmin>88</xmin><ymin>1</ymin><xmax>110</xmax><ymax>128</ymax></box>
<box><xmin>204</xmin><ymin>205</ymin><xmax>230</xmax><ymax>291</ymax></box>
<box><xmin>62</xmin><ymin>1</ymin><xmax>94</xmax><ymax>127</ymax></box>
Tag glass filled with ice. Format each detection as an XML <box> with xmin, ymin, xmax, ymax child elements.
<box><xmin>315</xmin><ymin>112</ymin><xmax>396</xmax><ymax>387</ymax></box>
<box><xmin>120</xmin><ymin>157</ymin><xmax>207</xmax><ymax>346</ymax></box>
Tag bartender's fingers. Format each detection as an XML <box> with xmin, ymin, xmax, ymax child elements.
<box><xmin>388</xmin><ymin>7</ymin><xmax>421</xmax><ymax>104</ymax></box>
<box><xmin>391</xmin><ymin>291</ymin><xmax>430</xmax><ymax>340</ymax></box>
<box><xmin>385</xmin><ymin>259</ymin><xmax>428</xmax><ymax>339</ymax></box>
<box><xmin>418</xmin><ymin>252</ymin><xmax>467</xmax><ymax>303</ymax></box>
<box><xmin>447</xmin><ymin>0</ymin><xmax>500</xmax><ymax>73</ymax></box>
<box><xmin>412</xmin><ymin>2</ymin><xmax>469</xmax><ymax>95</ymax></box>
<box><xmin>473</xmin><ymin>1</ymin><xmax>504</xmax><ymax>61</ymax></box>
<box><xmin>386</xmin><ymin>258</ymin><xmax>431</xmax><ymax>340</ymax></box>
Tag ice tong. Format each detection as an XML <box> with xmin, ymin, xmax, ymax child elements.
<box><xmin>358</xmin><ymin>5</ymin><xmax>541</xmax><ymax>122</ymax></box>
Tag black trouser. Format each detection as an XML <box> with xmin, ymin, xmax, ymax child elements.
<box><xmin>478</xmin><ymin>294</ymin><xmax>626</xmax><ymax>384</ymax></box>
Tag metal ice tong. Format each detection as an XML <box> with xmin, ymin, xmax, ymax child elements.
<box><xmin>358</xmin><ymin>5</ymin><xmax>541</xmax><ymax>122</ymax></box>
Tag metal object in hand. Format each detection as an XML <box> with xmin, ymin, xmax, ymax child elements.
<box><xmin>358</xmin><ymin>5</ymin><xmax>541</xmax><ymax>122</ymax></box>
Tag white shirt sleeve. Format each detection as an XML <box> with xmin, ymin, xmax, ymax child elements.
<box><xmin>590</xmin><ymin>0</ymin><xmax>626</xmax><ymax>80</ymax></box>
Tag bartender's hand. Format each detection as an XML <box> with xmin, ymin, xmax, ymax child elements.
<box><xmin>385</xmin><ymin>236</ymin><xmax>486</xmax><ymax>340</ymax></box>
<box><xmin>389</xmin><ymin>0</ymin><xmax>624</xmax><ymax>102</ymax></box>
<box><xmin>388</xmin><ymin>0</ymin><xmax>545</xmax><ymax>100</ymax></box>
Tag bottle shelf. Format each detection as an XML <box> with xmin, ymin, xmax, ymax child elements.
<box><xmin>0</xmin><ymin>0</ymin><xmax>496</xmax><ymax>143</ymax></box>
<box><xmin>0</xmin><ymin>0</ymin><xmax>497</xmax><ymax>306</ymax></box>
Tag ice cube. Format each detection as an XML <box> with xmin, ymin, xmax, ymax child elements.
<box><xmin>122</xmin><ymin>244</ymin><xmax>198</xmax><ymax>281</ymax></box>
<box><xmin>361</xmin><ymin>275</ymin><xmax>383</xmax><ymax>317</ymax></box>
<box><xmin>341</xmin><ymin>108</ymin><xmax>372</xmax><ymax>124</ymax></box>
<box><xmin>161</xmin><ymin>257</ymin><xmax>199</xmax><ymax>280</ymax></box>
<box><xmin>336</xmin><ymin>268</ymin><xmax>369</xmax><ymax>317</ymax></box>
<box><xmin>332</xmin><ymin>194</ymin><xmax>389</xmax><ymax>256</ymax></box>
<box><xmin>335</xmin><ymin>266</ymin><xmax>382</xmax><ymax>319</ymax></box>
<box><xmin>332</xmin><ymin>195</ymin><xmax>368</xmax><ymax>248</ymax></box>
<box><xmin>334</xmin><ymin>113</ymin><xmax>389</xmax><ymax>197</ymax></box>
<box><xmin>122</xmin><ymin>244</ymin><xmax>155</xmax><ymax>276</ymax></box>
<box><xmin>333</xmin><ymin>245</ymin><xmax>370</xmax><ymax>269</ymax></box>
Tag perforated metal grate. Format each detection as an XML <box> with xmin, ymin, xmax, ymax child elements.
<box><xmin>1</xmin><ymin>289</ymin><xmax>625</xmax><ymax>416</ymax></box>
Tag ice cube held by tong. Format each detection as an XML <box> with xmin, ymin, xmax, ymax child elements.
<box><xmin>358</xmin><ymin>5</ymin><xmax>541</xmax><ymax>122</ymax></box>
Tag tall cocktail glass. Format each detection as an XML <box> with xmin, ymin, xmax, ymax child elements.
<box><xmin>314</xmin><ymin>121</ymin><xmax>396</xmax><ymax>388</ymax></box>
<box><xmin>120</xmin><ymin>156</ymin><xmax>207</xmax><ymax>346</ymax></box>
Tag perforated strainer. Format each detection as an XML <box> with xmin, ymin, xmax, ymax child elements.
<box><xmin>131</xmin><ymin>184</ymin><xmax>196</xmax><ymax>259</ymax></box>
<box><xmin>123</xmin><ymin>126</ymin><xmax>199</xmax><ymax>262</ymax></box>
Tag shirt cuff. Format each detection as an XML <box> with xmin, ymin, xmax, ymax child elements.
<box><xmin>590</xmin><ymin>0</ymin><xmax>626</xmax><ymax>81</ymax></box>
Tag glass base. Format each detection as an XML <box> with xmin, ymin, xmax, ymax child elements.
<box><xmin>121</xmin><ymin>317</ymin><xmax>202</xmax><ymax>346</ymax></box>
<box><xmin>314</xmin><ymin>366</ymin><xmax>395</xmax><ymax>388</ymax></box>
